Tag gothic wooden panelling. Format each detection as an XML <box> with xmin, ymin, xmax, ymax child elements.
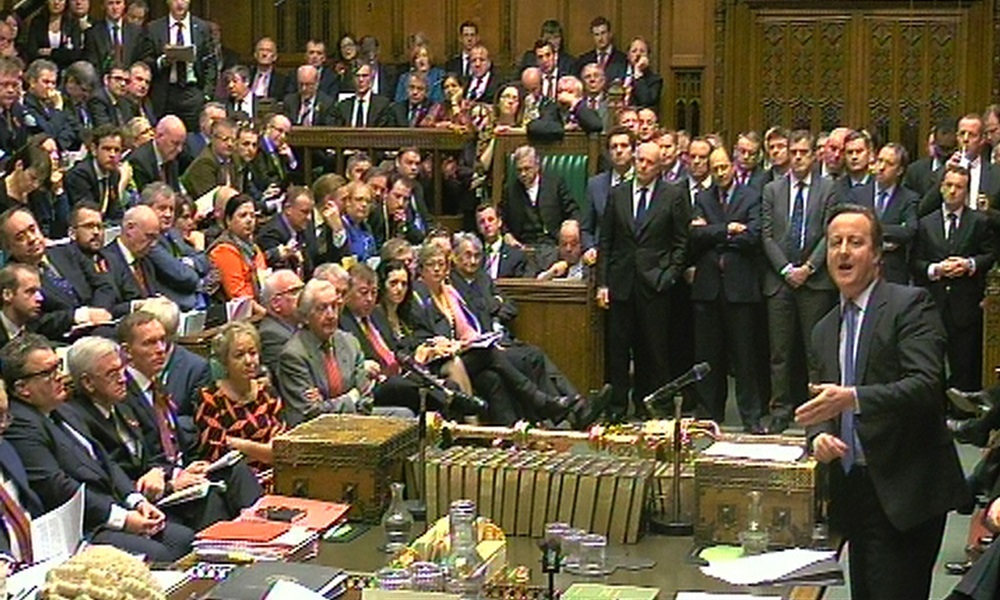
<box><xmin>452</xmin><ymin>1</ymin><xmax>505</xmax><ymax>61</ymax></box>
<box><xmin>401</xmin><ymin>0</ymin><xmax>449</xmax><ymax>65</ymax></box>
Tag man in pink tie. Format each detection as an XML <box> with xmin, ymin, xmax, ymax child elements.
<box><xmin>249</xmin><ymin>37</ymin><xmax>286</xmax><ymax>100</ymax></box>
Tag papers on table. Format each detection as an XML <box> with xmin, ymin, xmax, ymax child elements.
<box><xmin>699</xmin><ymin>548</ymin><xmax>837</xmax><ymax>585</ymax></box>
<box><xmin>151</xmin><ymin>570</ymin><xmax>190</xmax><ymax>594</ymax></box>
<box><xmin>179</xmin><ymin>309</ymin><xmax>208</xmax><ymax>336</ymax></box>
<box><xmin>30</xmin><ymin>484</ymin><xmax>83</xmax><ymax>563</ymax></box>
<box><xmin>675</xmin><ymin>594</ymin><xmax>782</xmax><ymax>600</ymax></box>
<box><xmin>701</xmin><ymin>442</ymin><xmax>804</xmax><ymax>463</ymax></box>
<box><xmin>265</xmin><ymin>580</ymin><xmax>327</xmax><ymax>600</ymax></box>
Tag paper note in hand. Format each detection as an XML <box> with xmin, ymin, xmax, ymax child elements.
<box><xmin>195</xmin><ymin>186</ymin><xmax>221</xmax><ymax>220</ymax></box>
<box><xmin>164</xmin><ymin>44</ymin><xmax>195</xmax><ymax>63</ymax></box>
<box><xmin>206</xmin><ymin>450</ymin><xmax>243</xmax><ymax>474</ymax></box>
<box><xmin>29</xmin><ymin>484</ymin><xmax>84</xmax><ymax>563</ymax></box>
<box><xmin>227</xmin><ymin>298</ymin><xmax>253</xmax><ymax>322</ymax></box>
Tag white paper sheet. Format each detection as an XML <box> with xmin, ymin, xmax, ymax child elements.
<box><xmin>150</xmin><ymin>570</ymin><xmax>189</xmax><ymax>593</ymax></box>
<box><xmin>701</xmin><ymin>441</ymin><xmax>804</xmax><ymax>463</ymax></box>
<box><xmin>675</xmin><ymin>594</ymin><xmax>782</xmax><ymax>600</ymax></box>
<box><xmin>265</xmin><ymin>580</ymin><xmax>326</xmax><ymax>599</ymax></box>
<box><xmin>29</xmin><ymin>485</ymin><xmax>83</xmax><ymax>563</ymax></box>
<box><xmin>7</xmin><ymin>556</ymin><xmax>66</xmax><ymax>598</ymax></box>
<box><xmin>700</xmin><ymin>548</ymin><xmax>835</xmax><ymax>585</ymax></box>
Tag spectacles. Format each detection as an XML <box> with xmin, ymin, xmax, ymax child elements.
<box><xmin>19</xmin><ymin>363</ymin><xmax>62</xmax><ymax>383</ymax></box>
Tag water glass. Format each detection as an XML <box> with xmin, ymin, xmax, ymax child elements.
<box><xmin>578</xmin><ymin>533</ymin><xmax>608</xmax><ymax>576</ymax></box>
<box><xmin>409</xmin><ymin>561</ymin><xmax>445</xmax><ymax>592</ymax></box>
<box><xmin>562</xmin><ymin>528</ymin><xmax>586</xmax><ymax>569</ymax></box>
<box><xmin>375</xmin><ymin>567</ymin><xmax>411</xmax><ymax>590</ymax></box>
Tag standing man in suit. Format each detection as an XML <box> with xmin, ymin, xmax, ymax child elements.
<box><xmin>795</xmin><ymin>204</ymin><xmax>969</xmax><ymax>599</ymax></box>
<box><xmin>128</xmin><ymin>114</ymin><xmax>186</xmax><ymax>191</ymax></box>
<box><xmin>85</xmin><ymin>0</ymin><xmax>148</xmax><ymax>75</ymax></box>
<box><xmin>596</xmin><ymin>141</ymin><xmax>689</xmax><ymax>421</ymax></box>
<box><xmin>847</xmin><ymin>143</ymin><xmax>918</xmax><ymax>285</ymax></box>
<box><xmin>575</xmin><ymin>17</ymin><xmax>627</xmax><ymax>84</ymax></box>
<box><xmin>248</xmin><ymin>37</ymin><xmax>286</xmax><ymax>101</ymax></box>
<box><xmin>659</xmin><ymin>129</ymin><xmax>687</xmax><ymax>183</ymax></box>
<box><xmin>819</xmin><ymin>127</ymin><xmax>849</xmax><ymax>180</ymax></box>
<box><xmin>920</xmin><ymin>114</ymin><xmax>1000</xmax><ymax>217</ymax></box>
<box><xmin>690</xmin><ymin>147</ymin><xmax>764</xmax><ymax>432</ymax></box>
<box><xmin>583</xmin><ymin>127</ymin><xmax>633</xmax><ymax>251</ymax></box>
<box><xmin>519</xmin><ymin>20</ymin><xmax>575</xmax><ymax>76</ymax></box>
<box><xmin>905</xmin><ymin>120</ymin><xmax>956</xmax><ymax>198</ymax></box>
<box><xmin>761</xmin><ymin>130</ymin><xmax>838</xmax><ymax>433</ymax></box>
<box><xmin>476</xmin><ymin>204</ymin><xmax>528</xmax><ymax>278</ymax></box>
<box><xmin>65</xmin><ymin>125</ymin><xmax>125</xmax><ymax>222</ymax></box>
<box><xmin>533</xmin><ymin>40</ymin><xmax>562</xmax><ymax>101</ymax></box>
<box><xmin>445</xmin><ymin>21</ymin><xmax>479</xmax><ymax>78</ymax></box>
<box><xmin>333</xmin><ymin>63</ymin><xmax>391</xmax><ymax>128</ymax></box>
<box><xmin>832</xmin><ymin>130</ymin><xmax>873</xmax><ymax>203</ymax></box>
<box><xmin>764</xmin><ymin>126</ymin><xmax>791</xmax><ymax>182</ymax></box>
<box><xmin>912</xmin><ymin>165</ymin><xmax>996</xmax><ymax>392</ymax></box>
<box><xmin>502</xmin><ymin>145</ymin><xmax>580</xmax><ymax>247</ymax></box>
<box><xmin>145</xmin><ymin>0</ymin><xmax>216</xmax><ymax>132</ymax></box>
<box><xmin>733</xmin><ymin>131</ymin><xmax>770</xmax><ymax>194</ymax></box>
<box><xmin>2</xmin><ymin>333</ymin><xmax>195</xmax><ymax>562</ymax></box>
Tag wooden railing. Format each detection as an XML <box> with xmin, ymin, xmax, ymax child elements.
<box><xmin>285</xmin><ymin>127</ymin><xmax>473</xmax><ymax>216</ymax></box>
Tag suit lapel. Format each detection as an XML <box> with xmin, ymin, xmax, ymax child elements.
<box><xmin>854</xmin><ymin>281</ymin><xmax>886</xmax><ymax>385</ymax></box>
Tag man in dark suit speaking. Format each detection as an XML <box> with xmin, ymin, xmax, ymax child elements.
<box><xmin>795</xmin><ymin>204</ymin><xmax>969</xmax><ymax>599</ymax></box>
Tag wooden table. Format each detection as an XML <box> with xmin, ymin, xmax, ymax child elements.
<box><xmin>169</xmin><ymin>527</ymin><xmax>828</xmax><ymax>599</ymax></box>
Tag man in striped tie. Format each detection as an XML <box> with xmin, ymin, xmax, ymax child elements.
<box><xmin>795</xmin><ymin>203</ymin><xmax>969</xmax><ymax>600</ymax></box>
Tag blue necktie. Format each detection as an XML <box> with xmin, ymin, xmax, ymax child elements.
<box><xmin>635</xmin><ymin>186</ymin><xmax>648</xmax><ymax>225</ymax></box>
<box><xmin>840</xmin><ymin>301</ymin><xmax>859</xmax><ymax>473</ymax></box>
<box><xmin>875</xmin><ymin>189</ymin><xmax>888</xmax><ymax>216</ymax></box>
<box><xmin>790</xmin><ymin>181</ymin><xmax>806</xmax><ymax>254</ymax></box>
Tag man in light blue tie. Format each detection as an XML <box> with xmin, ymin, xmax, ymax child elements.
<box><xmin>795</xmin><ymin>203</ymin><xmax>969</xmax><ymax>600</ymax></box>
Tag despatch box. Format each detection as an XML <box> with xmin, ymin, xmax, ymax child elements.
<box><xmin>694</xmin><ymin>437</ymin><xmax>817</xmax><ymax>548</ymax></box>
<box><xmin>273</xmin><ymin>415</ymin><xmax>418</xmax><ymax>521</ymax></box>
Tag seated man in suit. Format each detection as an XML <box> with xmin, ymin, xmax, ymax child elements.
<box><xmin>23</xmin><ymin>59</ymin><xmax>77</xmax><ymax>152</ymax></box>
<box><xmin>0</xmin><ymin>263</ymin><xmax>42</xmax><ymax>348</ymax></box>
<box><xmin>65</xmin><ymin>124</ymin><xmax>126</xmax><ymax>222</ymax></box>
<box><xmin>181</xmin><ymin>117</ymin><xmax>240</xmax><ymax>200</ymax></box>
<box><xmin>128</xmin><ymin>114</ymin><xmax>185</xmax><ymax>191</ymax></box>
<box><xmin>1</xmin><ymin>208</ymin><xmax>116</xmax><ymax>340</ymax></box>
<box><xmin>526</xmin><ymin>75</ymin><xmax>603</xmax><ymax>142</ymax></box>
<box><xmin>62</xmin><ymin>335</ymin><xmax>232</xmax><ymax>530</ymax></box>
<box><xmin>370</xmin><ymin>175</ymin><xmax>424</xmax><ymax>247</ymax></box>
<box><xmin>140</xmin><ymin>182</ymin><xmax>207</xmax><ymax>311</ymax></box>
<box><xmin>579</xmin><ymin>63</ymin><xmax>609</xmax><ymax>130</ymax></box>
<box><xmin>178</xmin><ymin>103</ymin><xmax>225</xmax><ymax>174</ymax></box>
<box><xmin>502</xmin><ymin>144</ymin><xmax>581</xmax><ymax>247</ymax></box>
<box><xmin>118</xmin><ymin>311</ymin><xmax>262</xmax><ymax>514</ymax></box>
<box><xmin>847</xmin><ymin>143</ymin><xmax>919</xmax><ymax>285</ymax></box>
<box><xmin>277</xmin><ymin>278</ymin><xmax>412</xmax><ymax>426</ymax></box>
<box><xmin>99</xmin><ymin>205</ymin><xmax>164</xmax><ymax>312</ymax></box>
<box><xmin>333</xmin><ymin>181</ymin><xmax>377</xmax><ymax>263</ymax></box>
<box><xmin>257</xmin><ymin>113</ymin><xmax>297</xmax><ymax>189</ymax></box>
<box><xmin>62</xmin><ymin>60</ymin><xmax>99</xmax><ymax>148</ymax></box>
<box><xmin>89</xmin><ymin>63</ymin><xmax>133</xmax><ymax>128</ymax></box>
<box><xmin>224</xmin><ymin>65</ymin><xmax>257</xmax><ymax>121</ymax></box>
<box><xmin>123</xmin><ymin>61</ymin><xmax>155</xmax><ymax>124</ymax></box>
<box><xmin>64</xmin><ymin>201</ymin><xmax>109</xmax><ymax>270</ymax></box>
<box><xmin>536</xmin><ymin>219</ymin><xmax>591</xmax><ymax>281</ymax></box>
<box><xmin>256</xmin><ymin>185</ymin><xmax>318</xmax><ymax>278</ymax></box>
<box><xmin>393</xmin><ymin>148</ymin><xmax>433</xmax><ymax>240</ymax></box>
<box><xmin>258</xmin><ymin>269</ymin><xmax>303</xmax><ymax>378</ymax></box>
<box><xmin>476</xmin><ymin>204</ymin><xmax>528</xmax><ymax>278</ymax></box>
<box><xmin>249</xmin><ymin>37</ymin><xmax>287</xmax><ymax>101</ymax></box>
<box><xmin>2</xmin><ymin>333</ymin><xmax>195</xmax><ymax>562</ymax></box>
<box><xmin>389</xmin><ymin>72</ymin><xmax>436</xmax><ymax>128</ymax></box>
<box><xmin>333</xmin><ymin>63</ymin><xmax>391</xmax><ymax>128</ymax></box>
<box><xmin>282</xmin><ymin>65</ymin><xmax>335</xmax><ymax>127</ymax></box>
<box><xmin>912</xmin><ymin>164</ymin><xmax>996</xmax><ymax>392</ymax></box>
<box><xmin>0</xmin><ymin>57</ymin><xmax>28</xmax><ymax>160</ymax></box>
<box><xmin>0</xmin><ymin>375</ymin><xmax>45</xmax><ymax>567</ymax></box>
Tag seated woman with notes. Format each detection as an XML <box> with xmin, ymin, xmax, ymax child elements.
<box><xmin>196</xmin><ymin>322</ymin><xmax>285</xmax><ymax>475</ymax></box>
<box><xmin>207</xmin><ymin>194</ymin><xmax>268</xmax><ymax>320</ymax></box>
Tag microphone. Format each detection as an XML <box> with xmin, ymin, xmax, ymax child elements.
<box><xmin>642</xmin><ymin>362</ymin><xmax>711</xmax><ymax>411</ymax></box>
<box><xmin>396</xmin><ymin>353</ymin><xmax>488</xmax><ymax>413</ymax></box>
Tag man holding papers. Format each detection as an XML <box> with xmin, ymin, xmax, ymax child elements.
<box><xmin>795</xmin><ymin>204</ymin><xmax>969</xmax><ymax>599</ymax></box>
<box><xmin>2</xmin><ymin>333</ymin><xmax>194</xmax><ymax>562</ymax></box>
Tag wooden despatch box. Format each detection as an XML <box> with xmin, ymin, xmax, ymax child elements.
<box><xmin>424</xmin><ymin>446</ymin><xmax>655</xmax><ymax>544</ymax></box>
<box><xmin>273</xmin><ymin>415</ymin><xmax>418</xmax><ymax>521</ymax></box>
<box><xmin>694</xmin><ymin>437</ymin><xmax>818</xmax><ymax>548</ymax></box>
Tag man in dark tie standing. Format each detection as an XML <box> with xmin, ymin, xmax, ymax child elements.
<box><xmin>761</xmin><ymin>130</ymin><xmax>838</xmax><ymax>433</ymax></box>
<box><xmin>596</xmin><ymin>141</ymin><xmax>689</xmax><ymax>421</ymax></box>
<box><xmin>796</xmin><ymin>203</ymin><xmax>969</xmax><ymax>599</ymax></box>
<box><xmin>445</xmin><ymin>21</ymin><xmax>480</xmax><ymax>78</ymax></box>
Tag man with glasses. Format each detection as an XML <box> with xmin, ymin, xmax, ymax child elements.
<box><xmin>259</xmin><ymin>270</ymin><xmax>304</xmax><ymax>379</ymax></box>
<box><xmin>90</xmin><ymin>63</ymin><xmax>133</xmax><ymax>128</ymax></box>
<box><xmin>1</xmin><ymin>207</ymin><xmax>116</xmax><ymax>342</ymax></box>
<box><xmin>0</xmin><ymin>264</ymin><xmax>42</xmax><ymax>348</ymax></box>
<box><xmin>2</xmin><ymin>333</ymin><xmax>195</xmax><ymax>562</ymax></box>
<box><xmin>63</xmin><ymin>201</ymin><xmax>110</xmax><ymax>270</ymax></box>
<box><xmin>278</xmin><ymin>278</ymin><xmax>413</xmax><ymax>426</ymax></box>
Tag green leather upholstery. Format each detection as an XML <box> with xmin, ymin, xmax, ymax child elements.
<box><xmin>505</xmin><ymin>153</ymin><xmax>590</xmax><ymax>212</ymax></box>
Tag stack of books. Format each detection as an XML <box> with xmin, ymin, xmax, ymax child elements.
<box><xmin>193</xmin><ymin>520</ymin><xmax>317</xmax><ymax>562</ymax></box>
